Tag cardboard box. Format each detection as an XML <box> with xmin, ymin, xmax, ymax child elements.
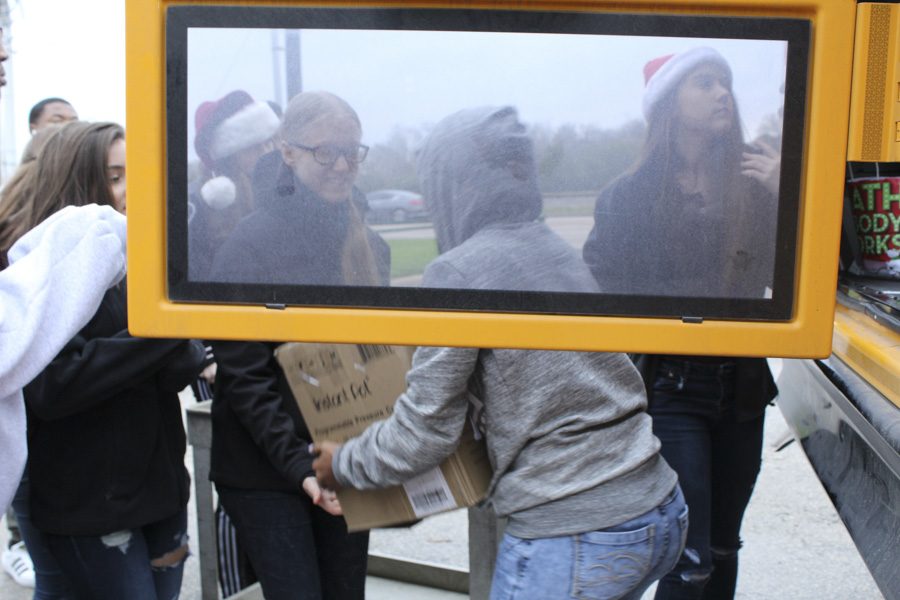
<box><xmin>275</xmin><ymin>343</ymin><xmax>492</xmax><ymax>531</ymax></box>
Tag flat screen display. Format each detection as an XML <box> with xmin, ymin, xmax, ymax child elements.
<box><xmin>166</xmin><ymin>6</ymin><xmax>809</xmax><ymax>320</ymax></box>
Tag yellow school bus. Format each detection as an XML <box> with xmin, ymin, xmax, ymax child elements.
<box><xmin>127</xmin><ymin>0</ymin><xmax>857</xmax><ymax>357</ymax></box>
<box><xmin>126</xmin><ymin>1</ymin><xmax>899</xmax><ymax>597</ymax></box>
<box><xmin>774</xmin><ymin>5</ymin><xmax>899</xmax><ymax>597</ymax></box>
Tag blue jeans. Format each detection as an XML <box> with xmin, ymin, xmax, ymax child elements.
<box><xmin>490</xmin><ymin>485</ymin><xmax>688</xmax><ymax>600</ymax></box>
<box><xmin>217</xmin><ymin>486</ymin><xmax>369</xmax><ymax>600</ymax></box>
<box><xmin>649</xmin><ymin>359</ymin><xmax>765</xmax><ymax>600</ymax></box>
<box><xmin>44</xmin><ymin>509</ymin><xmax>188</xmax><ymax>600</ymax></box>
<box><xmin>11</xmin><ymin>474</ymin><xmax>74</xmax><ymax>600</ymax></box>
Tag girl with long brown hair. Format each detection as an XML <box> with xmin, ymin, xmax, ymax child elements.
<box><xmin>0</xmin><ymin>123</ymin><xmax>124</xmax><ymax>254</ymax></box>
<box><xmin>0</xmin><ymin>126</ymin><xmax>63</xmax><ymax>260</ymax></box>
<box><xmin>583</xmin><ymin>48</ymin><xmax>779</xmax><ymax>600</ymax></box>
<box><xmin>12</xmin><ymin>121</ymin><xmax>205</xmax><ymax>599</ymax></box>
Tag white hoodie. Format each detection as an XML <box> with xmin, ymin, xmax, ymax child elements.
<box><xmin>0</xmin><ymin>204</ymin><xmax>126</xmax><ymax>512</ymax></box>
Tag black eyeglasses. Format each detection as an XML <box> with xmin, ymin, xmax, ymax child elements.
<box><xmin>287</xmin><ymin>142</ymin><xmax>369</xmax><ymax>166</ymax></box>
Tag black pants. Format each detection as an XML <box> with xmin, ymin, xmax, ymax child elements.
<box><xmin>217</xmin><ymin>486</ymin><xmax>368</xmax><ymax>600</ymax></box>
<box><xmin>649</xmin><ymin>358</ymin><xmax>765</xmax><ymax>600</ymax></box>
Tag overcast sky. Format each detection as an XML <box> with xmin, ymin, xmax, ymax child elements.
<box><xmin>187</xmin><ymin>27</ymin><xmax>786</xmax><ymax>157</ymax></box>
<box><xmin>0</xmin><ymin>0</ymin><xmax>126</xmax><ymax>172</ymax></box>
<box><xmin>0</xmin><ymin>1</ymin><xmax>785</xmax><ymax>170</ymax></box>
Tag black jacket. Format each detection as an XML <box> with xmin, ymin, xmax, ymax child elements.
<box><xmin>583</xmin><ymin>166</ymin><xmax>777</xmax><ymax>299</ymax></box>
<box><xmin>24</xmin><ymin>282</ymin><xmax>205</xmax><ymax>535</ymax></box>
<box><xmin>208</xmin><ymin>339</ymin><xmax>317</xmax><ymax>491</ymax></box>
<box><xmin>186</xmin><ymin>189</ymin><xmax>221</xmax><ymax>282</ymax></box>
<box><xmin>583</xmin><ymin>167</ymin><xmax>778</xmax><ymax>419</ymax></box>
<box><xmin>631</xmin><ymin>354</ymin><xmax>776</xmax><ymax>421</ymax></box>
<box><xmin>208</xmin><ymin>156</ymin><xmax>389</xmax><ymax>286</ymax></box>
<box><xmin>208</xmin><ymin>161</ymin><xmax>389</xmax><ymax>492</ymax></box>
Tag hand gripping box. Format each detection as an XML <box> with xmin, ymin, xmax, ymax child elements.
<box><xmin>275</xmin><ymin>343</ymin><xmax>492</xmax><ymax>531</ymax></box>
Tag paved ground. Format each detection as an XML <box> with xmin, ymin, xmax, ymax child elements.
<box><xmin>2</xmin><ymin>399</ymin><xmax>885</xmax><ymax>599</ymax></box>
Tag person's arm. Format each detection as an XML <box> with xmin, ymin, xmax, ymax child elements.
<box><xmin>25</xmin><ymin>331</ymin><xmax>197</xmax><ymax>420</ymax></box>
<box><xmin>318</xmin><ymin>259</ymin><xmax>479</xmax><ymax>490</ymax></box>
<box><xmin>741</xmin><ymin>140</ymin><xmax>781</xmax><ymax>198</ymax></box>
<box><xmin>319</xmin><ymin>343</ymin><xmax>478</xmax><ymax>491</ymax></box>
<box><xmin>582</xmin><ymin>182</ymin><xmax>632</xmax><ymax>292</ymax></box>
<box><xmin>212</xmin><ymin>339</ymin><xmax>317</xmax><ymax>486</ymax></box>
<box><xmin>155</xmin><ymin>339</ymin><xmax>208</xmax><ymax>393</ymax></box>
<box><xmin>0</xmin><ymin>205</ymin><xmax>126</xmax><ymax>399</ymax></box>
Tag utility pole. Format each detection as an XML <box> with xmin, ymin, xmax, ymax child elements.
<box><xmin>285</xmin><ymin>29</ymin><xmax>301</xmax><ymax>101</ymax></box>
<box><xmin>0</xmin><ymin>0</ymin><xmax>14</xmax><ymax>181</ymax></box>
<box><xmin>271</xmin><ymin>29</ymin><xmax>284</xmax><ymax>110</ymax></box>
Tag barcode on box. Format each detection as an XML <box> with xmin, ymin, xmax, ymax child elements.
<box><xmin>356</xmin><ymin>345</ymin><xmax>393</xmax><ymax>364</ymax></box>
<box><xmin>410</xmin><ymin>488</ymin><xmax>450</xmax><ymax>511</ymax></box>
<box><xmin>402</xmin><ymin>467</ymin><xmax>457</xmax><ymax>518</ymax></box>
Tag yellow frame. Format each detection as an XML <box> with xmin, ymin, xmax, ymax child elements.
<box><xmin>832</xmin><ymin>303</ymin><xmax>900</xmax><ymax>407</ymax></box>
<box><xmin>847</xmin><ymin>2</ymin><xmax>900</xmax><ymax>162</ymax></box>
<box><xmin>126</xmin><ymin>0</ymin><xmax>856</xmax><ymax>358</ymax></box>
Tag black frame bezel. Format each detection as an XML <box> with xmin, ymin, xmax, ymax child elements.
<box><xmin>165</xmin><ymin>5</ymin><xmax>810</xmax><ymax>321</ymax></box>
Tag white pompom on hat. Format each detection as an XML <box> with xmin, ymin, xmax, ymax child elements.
<box><xmin>199</xmin><ymin>176</ymin><xmax>237</xmax><ymax>210</ymax></box>
<box><xmin>641</xmin><ymin>47</ymin><xmax>731</xmax><ymax>120</ymax></box>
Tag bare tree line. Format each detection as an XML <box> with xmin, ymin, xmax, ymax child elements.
<box><xmin>357</xmin><ymin>119</ymin><xmax>647</xmax><ymax>195</ymax></box>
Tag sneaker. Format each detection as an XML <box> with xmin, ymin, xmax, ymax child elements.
<box><xmin>1</xmin><ymin>541</ymin><xmax>35</xmax><ymax>588</ymax></box>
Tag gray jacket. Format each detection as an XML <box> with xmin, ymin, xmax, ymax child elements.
<box><xmin>333</xmin><ymin>107</ymin><xmax>676</xmax><ymax>537</ymax></box>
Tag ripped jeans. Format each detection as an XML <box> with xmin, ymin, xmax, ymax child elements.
<box><xmin>11</xmin><ymin>474</ymin><xmax>74</xmax><ymax>599</ymax></box>
<box><xmin>44</xmin><ymin>509</ymin><xmax>188</xmax><ymax>600</ymax></box>
<box><xmin>649</xmin><ymin>359</ymin><xmax>765</xmax><ymax>600</ymax></box>
<box><xmin>490</xmin><ymin>485</ymin><xmax>688</xmax><ymax>600</ymax></box>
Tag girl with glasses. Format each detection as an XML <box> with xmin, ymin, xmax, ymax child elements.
<box><xmin>207</xmin><ymin>91</ymin><xmax>389</xmax><ymax>600</ymax></box>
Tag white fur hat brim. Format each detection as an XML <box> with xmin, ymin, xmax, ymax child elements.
<box><xmin>208</xmin><ymin>101</ymin><xmax>280</xmax><ymax>162</ymax></box>
<box><xmin>642</xmin><ymin>47</ymin><xmax>731</xmax><ymax>120</ymax></box>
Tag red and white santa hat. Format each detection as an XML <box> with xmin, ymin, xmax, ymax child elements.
<box><xmin>641</xmin><ymin>47</ymin><xmax>730</xmax><ymax>120</ymax></box>
<box><xmin>194</xmin><ymin>90</ymin><xmax>280</xmax><ymax>209</ymax></box>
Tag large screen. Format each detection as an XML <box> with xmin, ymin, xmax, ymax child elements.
<box><xmin>166</xmin><ymin>6</ymin><xmax>809</xmax><ymax>320</ymax></box>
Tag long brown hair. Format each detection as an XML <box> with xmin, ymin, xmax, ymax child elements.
<box><xmin>0</xmin><ymin>125</ymin><xmax>62</xmax><ymax>251</ymax></box>
<box><xmin>632</xmin><ymin>72</ymin><xmax>747</xmax><ymax>204</ymax></box>
<box><xmin>630</xmin><ymin>62</ymin><xmax>757</xmax><ymax>290</ymax></box>
<box><xmin>281</xmin><ymin>91</ymin><xmax>382</xmax><ymax>285</ymax></box>
<box><xmin>0</xmin><ymin>121</ymin><xmax>124</xmax><ymax>253</ymax></box>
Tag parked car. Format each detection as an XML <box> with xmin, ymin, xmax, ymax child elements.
<box><xmin>365</xmin><ymin>189</ymin><xmax>428</xmax><ymax>224</ymax></box>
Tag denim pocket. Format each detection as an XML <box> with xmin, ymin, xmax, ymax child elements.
<box><xmin>650</xmin><ymin>502</ymin><xmax>693</xmax><ymax>581</ymax></box>
<box><xmin>572</xmin><ymin>524</ymin><xmax>654</xmax><ymax>599</ymax></box>
<box><xmin>491</xmin><ymin>535</ymin><xmax>534</xmax><ymax>600</ymax></box>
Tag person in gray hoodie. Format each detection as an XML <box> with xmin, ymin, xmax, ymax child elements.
<box><xmin>314</xmin><ymin>106</ymin><xmax>686</xmax><ymax>600</ymax></box>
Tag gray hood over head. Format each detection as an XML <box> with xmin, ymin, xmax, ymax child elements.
<box><xmin>417</xmin><ymin>106</ymin><xmax>543</xmax><ymax>254</ymax></box>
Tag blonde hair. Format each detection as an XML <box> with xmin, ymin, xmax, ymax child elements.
<box><xmin>282</xmin><ymin>91</ymin><xmax>381</xmax><ymax>285</ymax></box>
